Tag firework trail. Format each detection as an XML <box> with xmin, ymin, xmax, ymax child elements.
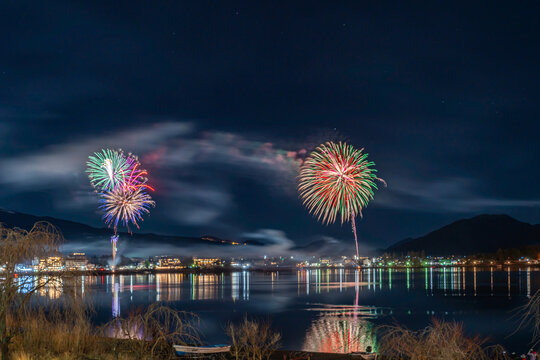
<box><xmin>87</xmin><ymin>149</ymin><xmax>130</xmax><ymax>191</ymax></box>
<box><xmin>298</xmin><ymin>141</ymin><xmax>384</xmax><ymax>258</ymax></box>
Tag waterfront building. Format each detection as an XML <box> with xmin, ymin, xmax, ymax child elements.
<box><xmin>65</xmin><ymin>252</ymin><xmax>88</xmax><ymax>271</ymax></box>
<box><xmin>156</xmin><ymin>257</ymin><xmax>183</xmax><ymax>269</ymax></box>
<box><xmin>193</xmin><ymin>257</ymin><xmax>221</xmax><ymax>267</ymax></box>
<box><xmin>35</xmin><ymin>256</ymin><xmax>64</xmax><ymax>272</ymax></box>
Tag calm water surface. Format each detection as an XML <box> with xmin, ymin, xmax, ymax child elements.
<box><xmin>44</xmin><ymin>268</ymin><xmax>539</xmax><ymax>353</ymax></box>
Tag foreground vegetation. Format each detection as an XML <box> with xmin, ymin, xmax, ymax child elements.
<box><xmin>3</xmin><ymin>313</ymin><xmax>519</xmax><ymax>360</ymax></box>
<box><xmin>2</xmin><ymin>222</ymin><xmax>539</xmax><ymax>360</ymax></box>
<box><xmin>8</xmin><ymin>302</ymin><xmax>200</xmax><ymax>360</ymax></box>
<box><xmin>378</xmin><ymin>320</ymin><xmax>508</xmax><ymax>360</ymax></box>
<box><xmin>5</xmin><ymin>302</ymin><xmax>284</xmax><ymax>360</ymax></box>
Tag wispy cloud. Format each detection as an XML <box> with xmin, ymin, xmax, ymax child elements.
<box><xmin>292</xmin><ymin>235</ymin><xmax>376</xmax><ymax>256</ymax></box>
<box><xmin>161</xmin><ymin>180</ymin><xmax>232</xmax><ymax>226</ymax></box>
<box><xmin>0</xmin><ymin>122</ymin><xmax>193</xmax><ymax>186</ymax></box>
<box><xmin>0</xmin><ymin>121</ymin><xmax>305</xmax><ymax>236</ymax></box>
<box><xmin>241</xmin><ymin>229</ymin><xmax>296</xmax><ymax>255</ymax></box>
<box><xmin>60</xmin><ymin>228</ymin><xmax>365</xmax><ymax>258</ymax></box>
<box><xmin>375</xmin><ymin>176</ymin><xmax>540</xmax><ymax>213</ymax></box>
<box><xmin>156</xmin><ymin>131</ymin><xmax>304</xmax><ymax>186</ymax></box>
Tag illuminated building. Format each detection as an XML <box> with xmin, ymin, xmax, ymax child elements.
<box><xmin>65</xmin><ymin>252</ymin><xmax>88</xmax><ymax>271</ymax></box>
<box><xmin>35</xmin><ymin>256</ymin><xmax>64</xmax><ymax>272</ymax></box>
<box><xmin>193</xmin><ymin>257</ymin><xmax>221</xmax><ymax>267</ymax></box>
<box><xmin>358</xmin><ymin>257</ymin><xmax>370</xmax><ymax>266</ymax></box>
<box><xmin>136</xmin><ymin>260</ymin><xmax>154</xmax><ymax>270</ymax></box>
<box><xmin>156</xmin><ymin>257</ymin><xmax>183</xmax><ymax>269</ymax></box>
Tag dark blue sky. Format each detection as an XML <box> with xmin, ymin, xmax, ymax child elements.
<box><xmin>1</xmin><ymin>1</ymin><xmax>538</xmax><ymax>254</ymax></box>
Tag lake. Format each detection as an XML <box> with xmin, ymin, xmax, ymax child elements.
<box><xmin>39</xmin><ymin>267</ymin><xmax>538</xmax><ymax>353</ymax></box>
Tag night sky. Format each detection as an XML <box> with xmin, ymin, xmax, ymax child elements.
<box><xmin>1</xmin><ymin>2</ymin><xmax>539</xmax><ymax>255</ymax></box>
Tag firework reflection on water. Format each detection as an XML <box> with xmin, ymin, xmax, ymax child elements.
<box><xmin>302</xmin><ymin>303</ymin><xmax>377</xmax><ymax>353</ymax></box>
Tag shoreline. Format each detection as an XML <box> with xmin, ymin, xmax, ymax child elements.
<box><xmin>16</xmin><ymin>263</ymin><xmax>540</xmax><ymax>276</ymax></box>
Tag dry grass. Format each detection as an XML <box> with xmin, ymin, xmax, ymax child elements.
<box><xmin>9</xmin><ymin>296</ymin><xmax>102</xmax><ymax>360</ymax></box>
<box><xmin>377</xmin><ymin>319</ymin><xmax>507</xmax><ymax>360</ymax></box>
<box><xmin>104</xmin><ymin>303</ymin><xmax>200</xmax><ymax>359</ymax></box>
<box><xmin>9</xmin><ymin>351</ymin><xmax>135</xmax><ymax>360</ymax></box>
<box><xmin>5</xmin><ymin>300</ymin><xmax>200</xmax><ymax>360</ymax></box>
<box><xmin>227</xmin><ymin>317</ymin><xmax>281</xmax><ymax>360</ymax></box>
<box><xmin>515</xmin><ymin>289</ymin><xmax>540</xmax><ymax>346</ymax></box>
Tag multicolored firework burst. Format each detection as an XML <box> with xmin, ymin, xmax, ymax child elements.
<box><xmin>87</xmin><ymin>149</ymin><xmax>130</xmax><ymax>191</ymax></box>
<box><xmin>88</xmin><ymin>149</ymin><xmax>156</xmax><ymax>270</ymax></box>
<box><xmin>100</xmin><ymin>186</ymin><xmax>155</xmax><ymax>233</ymax></box>
<box><xmin>298</xmin><ymin>141</ymin><xmax>384</xmax><ymax>258</ymax></box>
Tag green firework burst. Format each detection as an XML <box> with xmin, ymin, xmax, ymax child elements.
<box><xmin>86</xmin><ymin>149</ymin><xmax>130</xmax><ymax>191</ymax></box>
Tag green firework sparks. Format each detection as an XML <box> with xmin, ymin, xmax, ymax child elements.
<box><xmin>86</xmin><ymin>149</ymin><xmax>130</xmax><ymax>191</ymax></box>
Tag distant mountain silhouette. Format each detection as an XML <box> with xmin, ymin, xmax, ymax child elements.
<box><xmin>386</xmin><ymin>214</ymin><xmax>540</xmax><ymax>256</ymax></box>
<box><xmin>0</xmin><ymin>208</ymin><xmax>239</xmax><ymax>248</ymax></box>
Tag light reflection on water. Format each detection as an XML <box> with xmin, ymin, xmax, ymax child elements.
<box><xmin>23</xmin><ymin>267</ymin><xmax>539</xmax><ymax>352</ymax></box>
<box><xmin>303</xmin><ymin>304</ymin><xmax>377</xmax><ymax>353</ymax></box>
